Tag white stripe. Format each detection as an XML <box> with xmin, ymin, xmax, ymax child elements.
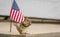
<box><xmin>14</xmin><ymin>11</ymin><xmax>19</xmax><ymax>21</ymax></box>
<box><xmin>17</xmin><ymin>11</ymin><xmax>21</xmax><ymax>22</ymax></box>
<box><xmin>19</xmin><ymin>14</ymin><xmax>22</xmax><ymax>23</ymax></box>
<box><xmin>19</xmin><ymin>13</ymin><xmax>25</xmax><ymax>23</ymax></box>
<box><xmin>10</xmin><ymin>9</ymin><xmax>14</xmax><ymax>19</ymax></box>
<box><xmin>12</xmin><ymin>10</ymin><xmax>16</xmax><ymax>20</ymax></box>
<box><xmin>18</xmin><ymin>12</ymin><xmax>22</xmax><ymax>23</ymax></box>
<box><xmin>19</xmin><ymin>13</ymin><xmax>23</xmax><ymax>23</ymax></box>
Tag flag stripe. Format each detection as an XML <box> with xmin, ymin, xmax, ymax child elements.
<box><xmin>18</xmin><ymin>12</ymin><xmax>22</xmax><ymax>23</ymax></box>
<box><xmin>21</xmin><ymin>15</ymin><xmax>24</xmax><ymax>23</ymax></box>
<box><xmin>17</xmin><ymin>11</ymin><xmax>21</xmax><ymax>22</ymax></box>
<box><xmin>15</xmin><ymin>10</ymin><xmax>19</xmax><ymax>21</ymax></box>
<box><xmin>19</xmin><ymin>13</ymin><xmax>22</xmax><ymax>23</ymax></box>
<box><xmin>16</xmin><ymin>11</ymin><xmax>20</xmax><ymax>22</ymax></box>
<box><xmin>10</xmin><ymin>9</ymin><xmax>14</xmax><ymax>20</ymax></box>
<box><xmin>14</xmin><ymin>10</ymin><xmax>17</xmax><ymax>20</ymax></box>
<box><xmin>12</xmin><ymin>10</ymin><xmax>16</xmax><ymax>20</ymax></box>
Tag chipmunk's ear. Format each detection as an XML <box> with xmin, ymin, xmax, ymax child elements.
<box><xmin>24</xmin><ymin>17</ymin><xmax>29</xmax><ymax>20</ymax></box>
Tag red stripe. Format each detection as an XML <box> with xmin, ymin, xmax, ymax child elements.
<box><xmin>13</xmin><ymin>10</ymin><xmax>17</xmax><ymax>20</ymax></box>
<box><xmin>16</xmin><ymin>11</ymin><xmax>20</xmax><ymax>22</ymax></box>
<box><xmin>15</xmin><ymin>12</ymin><xmax>19</xmax><ymax>21</ymax></box>
<box><xmin>19</xmin><ymin>12</ymin><xmax>25</xmax><ymax>23</ymax></box>
<box><xmin>20</xmin><ymin>13</ymin><xmax>23</xmax><ymax>23</ymax></box>
<box><xmin>14</xmin><ymin>10</ymin><xmax>17</xmax><ymax>20</ymax></box>
<box><xmin>12</xmin><ymin>10</ymin><xmax>15</xmax><ymax>20</ymax></box>
<box><xmin>17</xmin><ymin>12</ymin><xmax>20</xmax><ymax>22</ymax></box>
<box><xmin>14</xmin><ymin>10</ymin><xmax>19</xmax><ymax>21</ymax></box>
<box><xmin>18</xmin><ymin>12</ymin><xmax>22</xmax><ymax>23</ymax></box>
<box><xmin>17</xmin><ymin>12</ymin><xmax>21</xmax><ymax>23</ymax></box>
<box><xmin>20</xmin><ymin>13</ymin><xmax>25</xmax><ymax>23</ymax></box>
<box><xmin>10</xmin><ymin>9</ymin><xmax>14</xmax><ymax>20</ymax></box>
<box><xmin>20</xmin><ymin>15</ymin><xmax>23</xmax><ymax>23</ymax></box>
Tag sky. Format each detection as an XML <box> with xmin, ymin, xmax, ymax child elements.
<box><xmin>0</xmin><ymin>0</ymin><xmax>60</xmax><ymax>19</ymax></box>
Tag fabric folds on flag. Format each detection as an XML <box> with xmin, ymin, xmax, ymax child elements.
<box><xmin>10</xmin><ymin>0</ymin><xmax>25</xmax><ymax>23</ymax></box>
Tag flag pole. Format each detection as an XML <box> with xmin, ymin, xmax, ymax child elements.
<box><xmin>10</xmin><ymin>20</ymin><xmax>12</xmax><ymax>32</ymax></box>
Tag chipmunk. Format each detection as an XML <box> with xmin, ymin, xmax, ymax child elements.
<box><xmin>14</xmin><ymin>17</ymin><xmax>31</xmax><ymax>34</ymax></box>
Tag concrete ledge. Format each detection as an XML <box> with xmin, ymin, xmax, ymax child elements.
<box><xmin>0</xmin><ymin>34</ymin><xmax>26</xmax><ymax>37</ymax></box>
<box><xmin>26</xmin><ymin>32</ymin><xmax>60</xmax><ymax>37</ymax></box>
<box><xmin>0</xmin><ymin>32</ymin><xmax>60</xmax><ymax>37</ymax></box>
<box><xmin>0</xmin><ymin>22</ymin><xmax>60</xmax><ymax>37</ymax></box>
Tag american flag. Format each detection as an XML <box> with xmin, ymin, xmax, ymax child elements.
<box><xmin>10</xmin><ymin>0</ymin><xmax>25</xmax><ymax>23</ymax></box>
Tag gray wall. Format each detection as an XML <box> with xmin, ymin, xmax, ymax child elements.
<box><xmin>0</xmin><ymin>0</ymin><xmax>60</xmax><ymax>19</ymax></box>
